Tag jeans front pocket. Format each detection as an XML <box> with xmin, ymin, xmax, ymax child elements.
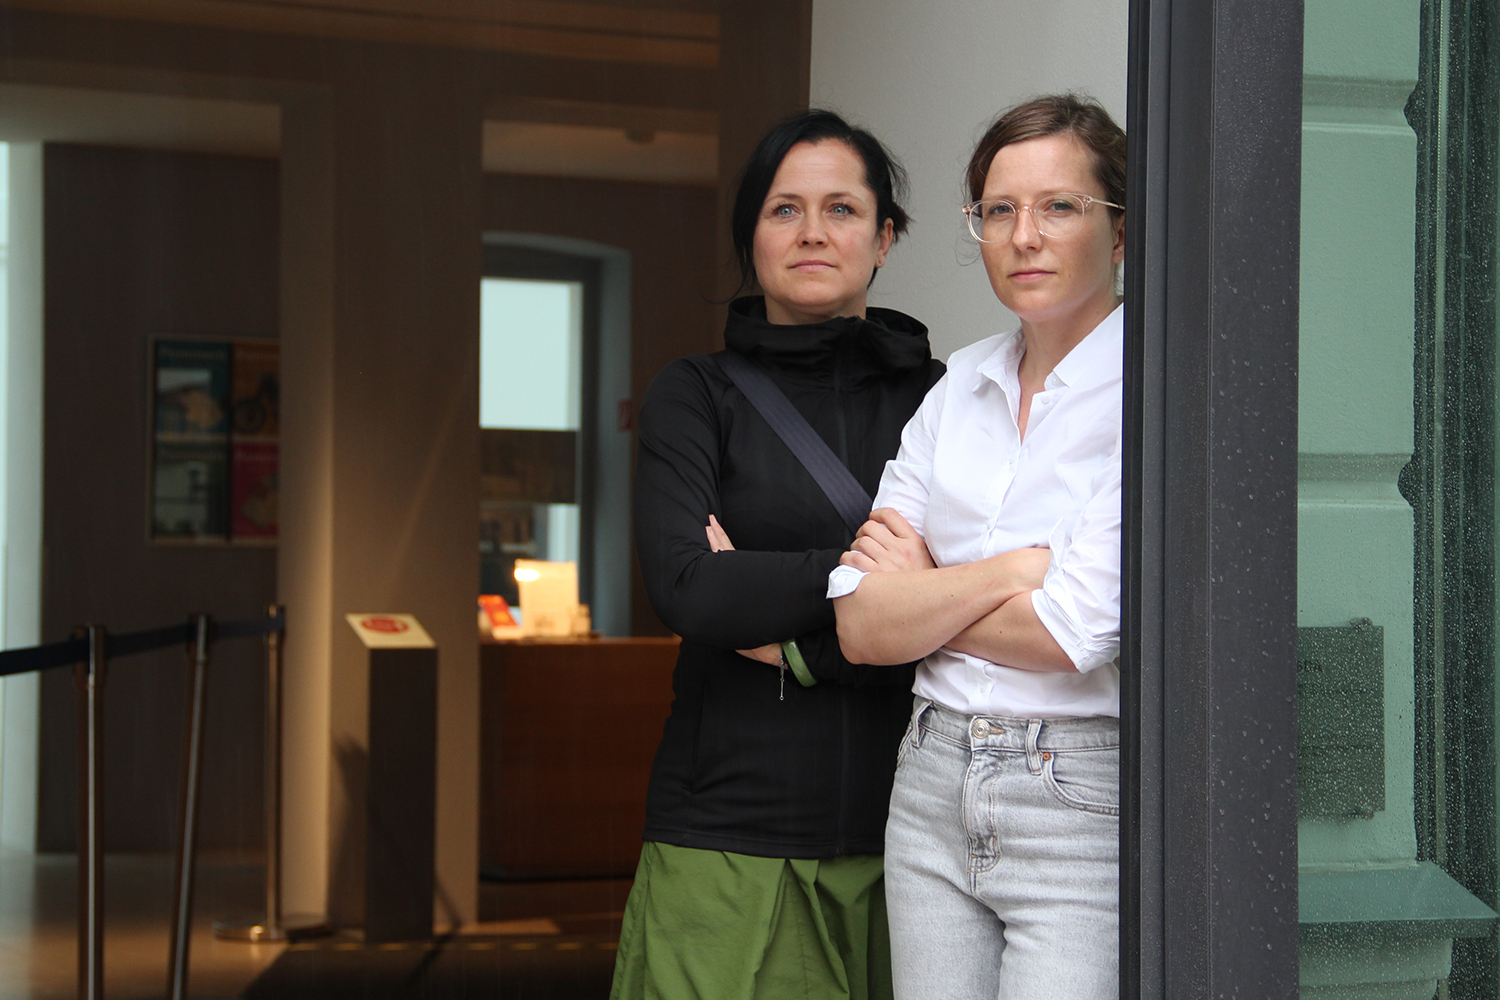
<box><xmin>894</xmin><ymin>722</ymin><xmax>915</xmax><ymax>771</ymax></box>
<box><xmin>1041</xmin><ymin>746</ymin><xmax>1120</xmax><ymax>817</ymax></box>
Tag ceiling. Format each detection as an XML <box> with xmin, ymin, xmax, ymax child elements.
<box><xmin>482</xmin><ymin>120</ymin><xmax>714</xmax><ymax>184</ymax></box>
<box><xmin>0</xmin><ymin>1</ymin><xmax>720</xmax><ymax>180</ymax></box>
<box><xmin>0</xmin><ymin>82</ymin><xmax>281</xmax><ymax>157</ymax></box>
<box><xmin>1</xmin><ymin>0</ymin><xmax>719</xmax><ymax>67</ymax></box>
<box><xmin>0</xmin><ymin>83</ymin><xmax>715</xmax><ymax>185</ymax></box>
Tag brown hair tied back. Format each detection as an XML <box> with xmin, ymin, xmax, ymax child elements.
<box><xmin>965</xmin><ymin>94</ymin><xmax>1126</xmax><ymax>216</ymax></box>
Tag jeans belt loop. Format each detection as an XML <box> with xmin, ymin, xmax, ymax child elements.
<box><xmin>912</xmin><ymin>698</ymin><xmax>932</xmax><ymax>749</ymax></box>
<box><xmin>1025</xmin><ymin>718</ymin><xmax>1045</xmax><ymax>774</ymax></box>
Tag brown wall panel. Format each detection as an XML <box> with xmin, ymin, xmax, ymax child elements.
<box><xmin>38</xmin><ymin>143</ymin><xmax>279</xmax><ymax>851</ymax></box>
<box><xmin>0</xmin><ymin>5</ymin><xmax>717</xmax><ymax>113</ymax></box>
<box><xmin>315</xmin><ymin>51</ymin><xmax>487</xmax><ymax>927</ymax></box>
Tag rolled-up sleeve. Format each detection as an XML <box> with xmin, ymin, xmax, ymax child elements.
<box><xmin>1029</xmin><ymin>438</ymin><xmax>1122</xmax><ymax>673</ymax></box>
<box><xmin>826</xmin><ymin>372</ymin><xmax>948</xmax><ymax>599</ymax></box>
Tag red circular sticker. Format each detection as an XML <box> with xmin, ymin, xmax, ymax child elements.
<box><xmin>360</xmin><ymin>616</ymin><xmax>409</xmax><ymax>634</ymax></box>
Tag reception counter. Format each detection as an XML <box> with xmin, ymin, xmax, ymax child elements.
<box><xmin>479</xmin><ymin>636</ymin><xmax>679</xmax><ymax>880</ymax></box>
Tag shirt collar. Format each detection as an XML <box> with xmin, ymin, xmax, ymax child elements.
<box><xmin>972</xmin><ymin>302</ymin><xmax>1123</xmax><ymax>394</ymax></box>
<box><xmin>1050</xmin><ymin>303</ymin><xmax>1124</xmax><ymax>391</ymax></box>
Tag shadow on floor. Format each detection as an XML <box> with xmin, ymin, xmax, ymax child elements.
<box><xmin>238</xmin><ymin>878</ymin><xmax>632</xmax><ymax>999</ymax></box>
<box><xmin>241</xmin><ymin>933</ymin><xmax>618</xmax><ymax>1000</ymax></box>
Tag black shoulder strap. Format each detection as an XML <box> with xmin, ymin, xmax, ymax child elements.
<box><xmin>715</xmin><ymin>351</ymin><xmax>873</xmax><ymax>536</ymax></box>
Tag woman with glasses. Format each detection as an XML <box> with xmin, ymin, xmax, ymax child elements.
<box><xmin>829</xmin><ymin>94</ymin><xmax>1126</xmax><ymax>999</ymax></box>
<box><xmin>612</xmin><ymin>109</ymin><xmax>944</xmax><ymax>1000</ymax></box>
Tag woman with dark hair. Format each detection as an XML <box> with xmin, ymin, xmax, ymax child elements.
<box><xmin>611</xmin><ymin>109</ymin><xmax>943</xmax><ymax>1000</ymax></box>
<box><xmin>830</xmin><ymin>94</ymin><xmax>1127</xmax><ymax>999</ymax></box>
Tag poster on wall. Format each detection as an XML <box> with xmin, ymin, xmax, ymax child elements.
<box><xmin>229</xmin><ymin>340</ymin><xmax>280</xmax><ymax>542</ymax></box>
<box><xmin>152</xmin><ymin>340</ymin><xmax>230</xmax><ymax>540</ymax></box>
<box><xmin>151</xmin><ymin>337</ymin><xmax>279</xmax><ymax>544</ymax></box>
<box><xmin>230</xmin><ymin>440</ymin><xmax>278</xmax><ymax>540</ymax></box>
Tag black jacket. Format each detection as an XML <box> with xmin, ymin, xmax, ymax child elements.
<box><xmin>634</xmin><ymin>296</ymin><xmax>945</xmax><ymax>857</ymax></box>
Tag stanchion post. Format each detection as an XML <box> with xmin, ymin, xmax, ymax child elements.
<box><xmin>216</xmin><ymin>604</ymin><xmax>328</xmax><ymax>942</ymax></box>
<box><xmin>74</xmin><ymin>624</ymin><xmax>107</xmax><ymax>1000</ymax></box>
<box><xmin>166</xmin><ymin>615</ymin><xmax>212</xmax><ymax>1000</ymax></box>
<box><xmin>265</xmin><ymin>604</ymin><xmax>283</xmax><ymax>932</ymax></box>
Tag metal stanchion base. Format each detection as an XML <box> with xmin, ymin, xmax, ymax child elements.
<box><xmin>214</xmin><ymin>915</ymin><xmax>333</xmax><ymax>942</ymax></box>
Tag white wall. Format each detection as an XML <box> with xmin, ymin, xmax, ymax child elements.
<box><xmin>810</xmin><ymin>0</ymin><xmax>1128</xmax><ymax>362</ymax></box>
<box><xmin>0</xmin><ymin>142</ymin><xmax>43</xmax><ymax>851</ymax></box>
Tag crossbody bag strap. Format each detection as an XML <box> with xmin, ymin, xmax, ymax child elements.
<box><xmin>714</xmin><ymin>351</ymin><xmax>873</xmax><ymax>536</ymax></box>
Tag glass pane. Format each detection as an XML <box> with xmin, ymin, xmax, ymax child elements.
<box><xmin>1298</xmin><ymin>0</ymin><xmax>1500</xmax><ymax>995</ymax></box>
<box><xmin>478</xmin><ymin>276</ymin><xmax>584</xmax><ymax>612</ymax></box>
<box><xmin>479</xmin><ymin>276</ymin><xmax>583</xmax><ymax>432</ymax></box>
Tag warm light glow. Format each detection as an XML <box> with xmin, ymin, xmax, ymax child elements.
<box><xmin>514</xmin><ymin>567</ymin><xmax>541</xmax><ymax>582</ymax></box>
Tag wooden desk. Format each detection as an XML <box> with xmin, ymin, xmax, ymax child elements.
<box><xmin>479</xmin><ymin>637</ymin><xmax>678</xmax><ymax>880</ymax></box>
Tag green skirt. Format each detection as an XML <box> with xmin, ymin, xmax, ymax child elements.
<box><xmin>609</xmin><ymin>842</ymin><xmax>893</xmax><ymax>1000</ymax></box>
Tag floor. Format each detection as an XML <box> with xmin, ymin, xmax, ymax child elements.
<box><xmin>0</xmin><ymin>850</ymin><xmax>629</xmax><ymax>999</ymax></box>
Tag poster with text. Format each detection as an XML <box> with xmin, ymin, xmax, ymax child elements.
<box><xmin>231</xmin><ymin>340</ymin><xmax>280</xmax><ymax>438</ymax></box>
<box><xmin>153</xmin><ymin>340</ymin><xmax>230</xmax><ymax>539</ymax></box>
<box><xmin>153</xmin><ymin>439</ymin><xmax>229</xmax><ymax>539</ymax></box>
<box><xmin>155</xmin><ymin>340</ymin><xmax>231</xmax><ymax>437</ymax></box>
<box><xmin>230</xmin><ymin>440</ymin><xmax>279</xmax><ymax>541</ymax></box>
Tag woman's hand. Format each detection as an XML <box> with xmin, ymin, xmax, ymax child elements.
<box><xmin>736</xmin><ymin>643</ymin><xmax>783</xmax><ymax>665</ymax></box>
<box><xmin>706</xmin><ymin>513</ymin><xmax>734</xmax><ymax>553</ymax></box>
<box><xmin>839</xmin><ymin>508</ymin><xmax>936</xmax><ymax>573</ymax></box>
<box><xmin>706</xmin><ymin>515</ymin><xmax>785</xmax><ymax>664</ymax></box>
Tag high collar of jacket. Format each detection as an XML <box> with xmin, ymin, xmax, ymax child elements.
<box><xmin>723</xmin><ymin>296</ymin><xmax>932</xmax><ymax>386</ymax></box>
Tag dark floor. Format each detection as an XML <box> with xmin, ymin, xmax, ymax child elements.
<box><xmin>242</xmin><ymin>932</ymin><xmax>619</xmax><ymax>1000</ymax></box>
<box><xmin>240</xmin><ymin>878</ymin><xmax>632</xmax><ymax>1000</ymax></box>
<box><xmin>0</xmin><ymin>850</ymin><xmax>630</xmax><ymax>1000</ymax></box>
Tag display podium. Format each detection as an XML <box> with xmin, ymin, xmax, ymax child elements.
<box><xmin>339</xmin><ymin>614</ymin><xmax>437</xmax><ymax>942</ymax></box>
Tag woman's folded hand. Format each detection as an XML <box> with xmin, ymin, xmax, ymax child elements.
<box><xmin>840</xmin><ymin>507</ymin><xmax>936</xmax><ymax>573</ymax></box>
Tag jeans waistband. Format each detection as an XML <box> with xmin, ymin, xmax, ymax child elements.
<box><xmin>911</xmin><ymin>699</ymin><xmax>1120</xmax><ymax>754</ymax></box>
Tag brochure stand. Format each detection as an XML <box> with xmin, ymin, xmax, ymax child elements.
<box><xmin>338</xmin><ymin>613</ymin><xmax>438</xmax><ymax>942</ymax></box>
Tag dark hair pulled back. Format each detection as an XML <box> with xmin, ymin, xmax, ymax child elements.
<box><xmin>965</xmin><ymin>94</ymin><xmax>1126</xmax><ymax>216</ymax></box>
<box><xmin>730</xmin><ymin>109</ymin><xmax>910</xmax><ymax>294</ymax></box>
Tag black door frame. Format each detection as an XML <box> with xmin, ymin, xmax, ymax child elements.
<box><xmin>1122</xmin><ymin>0</ymin><xmax>1304</xmax><ymax>994</ymax></box>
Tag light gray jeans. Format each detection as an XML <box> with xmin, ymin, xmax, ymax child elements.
<box><xmin>884</xmin><ymin>699</ymin><xmax>1120</xmax><ymax>1000</ymax></box>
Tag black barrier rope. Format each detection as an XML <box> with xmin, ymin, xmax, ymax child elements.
<box><xmin>0</xmin><ymin>610</ymin><xmax>286</xmax><ymax>680</ymax></box>
<box><xmin>5</xmin><ymin>606</ymin><xmax>292</xmax><ymax>1000</ymax></box>
<box><xmin>0</xmin><ymin>635</ymin><xmax>88</xmax><ymax>677</ymax></box>
<box><xmin>216</xmin><ymin>608</ymin><xmax>286</xmax><ymax>641</ymax></box>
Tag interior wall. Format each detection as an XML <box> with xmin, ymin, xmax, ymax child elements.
<box><xmin>270</xmin><ymin>52</ymin><xmax>488</xmax><ymax>930</ymax></box>
<box><xmin>808</xmin><ymin>0</ymin><xmax>1129</xmax><ymax>362</ymax></box>
<box><xmin>0</xmin><ymin>0</ymin><xmax>801</xmax><ymax>929</ymax></box>
<box><xmin>481</xmin><ymin>172</ymin><xmax>717</xmax><ymax>637</ymax></box>
<box><xmin>37</xmin><ymin>143</ymin><xmax>279</xmax><ymax>851</ymax></box>
<box><xmin>716</xmin><ymin>0</ymin><xmax>813</xmax><ymax>288</ymax></box>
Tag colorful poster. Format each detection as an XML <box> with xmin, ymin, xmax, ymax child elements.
<box><xmin>231</xmin><ymin>340</ymin><xmax>280</xmax><ymax>438</ymax></box>
<box><xmin>155</xmin><ymin>340</ymin><xmax>231</xmax><ymax>437</ymax></box>
<box><xmin>151</xmin><ymin>337</ymin><xmax>279</xmax><ymax>542</ymax></box>
<box><xmin>152</xmin><ymin>439</ymin><xmax>230</xmax><ymax>539</ymax></box>
<box><xmin>153</xmin><ymin>340</ymin><xmax>230</xmax><ymax>539</ymax></box>
<box><xmin>230</xmin><ymin>440</ymin><xmax>279</xmax><ymax>540</ymax></box>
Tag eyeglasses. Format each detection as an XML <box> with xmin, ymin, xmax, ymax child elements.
<box><xmin>961</xmin><ymin>194</ymin><xmax>1124</xmax><ymax>243</ymax></box>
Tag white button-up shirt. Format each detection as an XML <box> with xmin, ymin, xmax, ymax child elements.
<box><xmin>828</xmin><ymin>305</ymin><xmax>1122</xmax><ymax>718</ymax></box>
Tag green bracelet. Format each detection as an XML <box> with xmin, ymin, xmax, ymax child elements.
<box><xmin>781</xmin><ymin>639</ymin><xmax>817</xmax><ymax>688</ymax></box>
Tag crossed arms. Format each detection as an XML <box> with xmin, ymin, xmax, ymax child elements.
<box><xmin>831</xmin><ymin>508</ymin><xmax>1077</xmax><ymax>672</ymax></box>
